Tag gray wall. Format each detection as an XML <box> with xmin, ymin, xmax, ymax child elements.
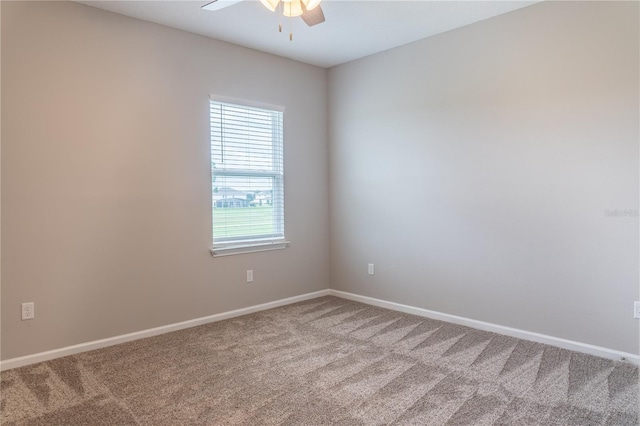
<box><xmin>3</xmin><ymin>0</ymin><xmax>639</xmax><ymax>361</ymax></box>
<box><xmin>1</xmin><ymin>1</ymin><xmax>329</xmax><ymax>360</ymax></box>
<box><xmin>329</xmin><ymin>1</ymin><xmax>639</xmax><ymax>354</ymax></box>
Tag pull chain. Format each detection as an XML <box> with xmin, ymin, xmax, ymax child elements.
<box><xmin>275</xmin><ymin>1</ymin><xmax>294</xmax><ymax>41</ymax></box>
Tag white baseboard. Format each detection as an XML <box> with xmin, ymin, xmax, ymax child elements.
<box><xmin>328</xmin><ymin>290</ymin><xmax>640</xmax><ymax>365</ymax></box>
<box><xmin>3</xmin><ymin>288</ymin><xmax>637</xmax><ymax>371</ymax></box>
<box><xmin>0</xmin><ymin>289</ymin><xmax>331</xmax><ymax>371</ymax></box>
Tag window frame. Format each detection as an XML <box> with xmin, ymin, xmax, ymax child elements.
<box><xmin>208</xmin><ymin>95</ymin><xmax>289</xmax><ymax>257</ymax></box>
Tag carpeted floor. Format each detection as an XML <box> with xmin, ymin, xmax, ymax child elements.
<box><xmin>1</xmin><ymin>296</ymin><xmax>638</xmax><ymax>425</ymax></box>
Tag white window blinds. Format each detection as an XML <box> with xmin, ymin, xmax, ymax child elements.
<box><xmin>210</xmin><ymin>97</ymin><xmax>285</xmax><ymax>245</ymax></box>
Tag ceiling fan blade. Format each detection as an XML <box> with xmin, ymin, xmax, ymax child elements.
<box><xmin>301</xmin><ymin>3</ymin><xmax>325</xmax><ymax>27</ymax></box>
<box><xmin>202</xmin><ymin>0</ymin><xmax>244</xmax><ymax>12</ymax></box>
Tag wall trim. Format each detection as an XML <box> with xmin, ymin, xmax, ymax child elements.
<box><xmin>3</xmin><ymin>288</ymin><xmax>637</xmax><ymax>370</ymax></box>
<box><xmin>328</xmin><ymin>289</ymin><xmax>640</xmax><ymax>365</ymax></box>
<box><xmin>0</xmin><ymin>289</ymin><xmax>331</xmax><ymax>371</ymax></box>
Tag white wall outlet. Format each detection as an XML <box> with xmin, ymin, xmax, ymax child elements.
<box><xmin>368</xmin><ymin>263</ymin><xmax>375</xmax><ymax>275</ymax></box>
<box><xmin>246</xmin><ymin>269</ymin><xmax>254</xmax><ymax>283</ymax></box>
<box><xmin>22</xmin><ymin>302</ymin><xmax>35</xmax><ymax>320</ymax></box>
<box><xmin>634</xmin><ymin>301</ymin><xmax>640</xmax><ymax>319</ymax></box>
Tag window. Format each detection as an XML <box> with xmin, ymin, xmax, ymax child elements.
<box><xmin>209</xmin><ymin>96</ymin><xmax>287</xmax><ymax>256</ymax></box>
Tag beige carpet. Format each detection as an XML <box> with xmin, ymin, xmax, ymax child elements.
<box><xmin>1</xmin><ymin>296</ymin><xmax>638</xmax><ymax>425</ymax></box>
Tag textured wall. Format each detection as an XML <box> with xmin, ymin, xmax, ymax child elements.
<box><xmin>1</xmin><ymin>1</ymin><xmax>329</xmax><ymax>360</ymax></box>
<box><xmin>329</xmin><ymin>1</ymin><xmax>639</xmax><ymax>354</ymax></box>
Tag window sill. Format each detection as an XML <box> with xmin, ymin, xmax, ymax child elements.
<box><xmin>210</xmin><ymin>240</ymin><xmax>290</xmax><ymax>257</ymax></box>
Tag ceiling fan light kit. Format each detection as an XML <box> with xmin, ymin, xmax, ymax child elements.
<box><xmin>259</xmin><ymin>0</ymin><xmax>325</xmax><ymax>40</ymax></box>
<box><xmin>283</xmin><ymin>0</ymin><xmax>303</xmax><ymax>18</ymax></box>
<box><xmin>202</xmin><ymin>0</ymin><xmax>325</xmax><ymax>41</ymax></box>
<box><xmin>260</xmin><ymin>0</ymin><xmax>320</xmax><ymax>14</ymax></box>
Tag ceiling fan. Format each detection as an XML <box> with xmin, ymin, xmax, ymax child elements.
<box><xmin>202</xmin><ymin>0</ymin><xmax>325</xmax><ymax>39</ymax></box>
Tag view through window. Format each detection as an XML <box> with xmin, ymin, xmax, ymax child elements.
<box><xmin>210</xmin><ymin>98</ymin><xmax>284</xmax><ymax>245</ymax></box>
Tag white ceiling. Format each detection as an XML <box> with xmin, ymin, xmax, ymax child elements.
<box><xmin>77</xmin><ymin>0</ymin><xmax>539</xmax><ymax>68</ymax></box>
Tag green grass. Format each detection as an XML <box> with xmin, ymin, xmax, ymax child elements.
<box><xmin>213</xmin><ymin>206</ymin><xmax>275</xmax><ymax>239</ymax></box>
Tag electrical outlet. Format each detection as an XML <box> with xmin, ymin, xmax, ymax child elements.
<box><xmin>634</xmin><ymin>301</ymin><xmax>640</xmax><ymax>319</ymax></box>
<box><xmin>22</xmin><ymin>302</ymin><xmax>35</xmax><ymax>320</ymax></box>
<box><xmin>246</xmin><ymin>269</ymin><xmax>254</xmax><ymax>283</ymax></box>
<box><xmin>368</xmin><ymin>263</ymin><xmax>374</xmax><ymax>275</ymax></box>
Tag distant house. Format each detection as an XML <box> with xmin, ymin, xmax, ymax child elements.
<box><xmin>215</xmin><ymin>198</ymin><xmax>249</xmax><ymax>208</ymax></box>
<box><xmin>254</xmin><ymin>190</ymin><xmax>273</xmax><ymax>206</ymax></box>
<box><xmin>212</xmin><ymin>187</ymin><xmax>250</xmax><ymax>208</ymax></box>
